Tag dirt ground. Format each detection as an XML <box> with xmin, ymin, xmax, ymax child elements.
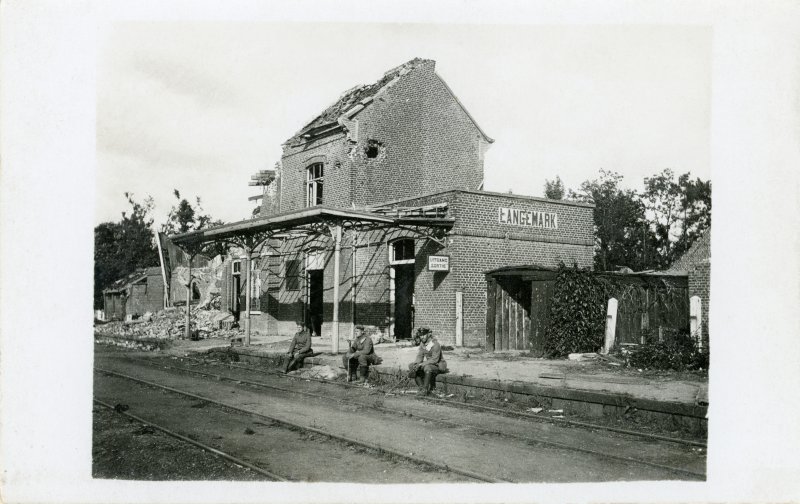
<box><xmin>92</xmin><ymin>406</ymin><xmax>266</xmax><ymax>481</ymax></box>
<box><xmin>95</xmin><ymin>346</ymin><xmax>705</xmax><ymax>482</ymax></box>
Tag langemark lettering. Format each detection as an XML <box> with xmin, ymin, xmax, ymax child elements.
<box><xmin>498</xmin><ymin>207</ymin><xmax>559</xmax><ymax>229</ymax></box>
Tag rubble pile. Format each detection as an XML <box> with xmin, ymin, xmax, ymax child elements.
<box><xmin>292</xmin><ymin>365</ymin><xmax>345</xmax><ymax>381</ymax></box>
<box><xmin>94</xmin><ymin>307</ymin><xmax>242</xmax><ymax>342</ymax></box>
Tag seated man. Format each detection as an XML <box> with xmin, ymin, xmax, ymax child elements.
<box><xmin>284</xmin><ymin>320</ymin><xmax>314</xmax><ymax>373</ymax></box>
<box><xmin>342</xmin><ymin>325</ymin><xmax>380</xmax><ymax>384</ymax></box>
<box><xmin>408</xmin><ymin>328</ymin><xmax>447</xmax><ymax>395</ymax></box>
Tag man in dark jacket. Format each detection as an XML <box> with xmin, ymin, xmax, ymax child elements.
<box><xmin>408</xmin><ymin>328</ymin><xmax>447</xmax><ymax>395</ymax></box>
<box><xmin>284</xmin><ymin>320</ymin><xmax>313</xmax><ymax>373</ymax></box>
<box><xmin>342</xmin><ymin>325</ymin><xmax>380</xmax><ymax>384</ymax></box>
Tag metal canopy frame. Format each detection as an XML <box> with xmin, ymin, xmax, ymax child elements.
<box><xmin>168</xmin><ymin>205</ymin><xmax>453</xmax><ymax>350</ymax></box>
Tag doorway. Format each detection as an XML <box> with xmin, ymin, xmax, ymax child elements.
<box><xmin>393</xmin><ymin>264</ymin><xmax>415</xmax><ymax>340</ymax></box>
<box><xmin>307</xmin><ymin>270</ymin><xmax>324</xmax><ymax>337</ymax></box>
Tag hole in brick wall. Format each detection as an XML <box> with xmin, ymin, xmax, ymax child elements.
<box><xmin>365</xmin><ymin>139</ymin><xmax>383</xmax><ymax>159</ymax></box>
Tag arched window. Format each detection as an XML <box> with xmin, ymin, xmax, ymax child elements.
<box><xmin>306</xmin><ymin>163</ymin><xmax>324</xmax><ymax>207</ymax></box>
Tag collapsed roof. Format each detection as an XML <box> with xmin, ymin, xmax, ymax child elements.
<box><xmin>286</xmin><ymin>58</ymin><xmax>492</xmax><ymax>144</ymax></box>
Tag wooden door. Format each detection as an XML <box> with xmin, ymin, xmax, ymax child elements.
<box><xmin>529</xmin><ymin>280</ymin><xmax>553</xmax><ymax>357</ymax></box>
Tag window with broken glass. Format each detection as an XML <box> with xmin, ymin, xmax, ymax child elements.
<box><xmin>306</xmin><ymin>163</ymin><xmax>324</xmax><ymax>207</ymax></box>
<box><xmin>390</xmin><ymin>239</ymin><xmax>415</xmax><ymax>264</ymax></box>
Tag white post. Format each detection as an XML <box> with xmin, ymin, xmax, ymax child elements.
<box><xmin>690</xmin><ymin>295</ymin><xmax>703</xmax><ymax>351</ymax></box>
<box><xmin>603</xmin><ymin>298</ymin><xmax>618</xmax><ymax>354</ymax></box>
<box><xmin>455</xmin><ymin>291</ymin><xmax>463</xmax><ymax>347</ymax></box>
<box><xmin>331</xmin><ymin>226</ymin><xmax>342</xmax><ymax>355</ymax></box>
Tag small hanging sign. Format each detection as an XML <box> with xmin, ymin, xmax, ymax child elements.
<box><xmin>428</xmin><ymin>255</ymin><xmax>450</xmax><ymax>272</ymax></box>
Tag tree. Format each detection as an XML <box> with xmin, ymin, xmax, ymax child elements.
<box><xmin>162</xmin><ymin>189</ymin><xmax>217</xmax><ymax>235</ymax></box>
<box><xmin>162</xmin><ymin>190</ymin><xmax>226</xmax><ymax>258</ymax></box>
<box><xmin>642</xmin><ymin>169</ymin><xmax>711</xmax><ymax>267</ymax></box>
<box><xmin>544</xmin><ymin>176</ymin><xmax>565</xmax><ymax>200</ymax></box>
<box><xmin>674</xmin><ymin>173</ymin><xmax>711</xmax><ymax>259</ymax></box>
<box><xmin>94</xmin><ymin>193</ymin><xmax>159</xmax><ymax>308</ymax></box>
<box><xmin>568</xmin><ymin>170</ymin><xmax>657</xmax><ymax>272</ymax></box>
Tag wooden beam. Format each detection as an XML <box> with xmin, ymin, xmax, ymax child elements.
<box><xmin>486</xmin><ymin>280</ymin><xmax>496</xmax><ymax>350</ymax></box>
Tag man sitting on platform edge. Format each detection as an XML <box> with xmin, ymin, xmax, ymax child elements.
<box><xmin>342</xmin><ymin>325</ymin><xmax>381</xmax><ymax>385</ymax></box>
<box><xmin>408</xmin><ymin>328</ymin><xmax>447</xmax><ymax>396</ymax></box>
<box><xmin>284</xmin><ymin>320</ymin><xmax>314</xmax><ymax>373</ymax></box>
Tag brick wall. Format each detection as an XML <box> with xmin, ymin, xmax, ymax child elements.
<box><xmin>127</xmin><ymin>273</ymin><xmax>164</xmax><ymax>317</ymax></box>
<box><xmin>371</xmin><ymin>190</ymin><xmax>594</xmax><ymax>346</ymax></box>
<box><xmin>688</xmin><ymin>261</ymin><xmax>711</xmax><ymax>336</ymax></box>
<box><xmin>278</xmin><ymin>60</ymin><xmax>488</xmax><ymax>212</ymax></box>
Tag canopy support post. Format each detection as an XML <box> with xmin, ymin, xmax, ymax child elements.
<box><xmin>244</xmin><ymin>247</ymin><xmax>253</xmax><ymax>346</ymax></box>
<box><xmin>331</xmin><ymin>225</ymin><xmax>342</xmax><ymax>355</ymax></box>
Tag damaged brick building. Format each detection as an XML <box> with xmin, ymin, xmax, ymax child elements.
<box><xmin>170</xmin><ymin>58</ymin><xmax>595</xmax><ymax>348</ymax></box>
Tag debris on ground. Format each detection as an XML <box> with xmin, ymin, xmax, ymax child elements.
<box><xmin>293</xmin><ymin>365</ymin><xmax>345</xmax><ymax>381</ymax></box>
<box><xmin>596</xmin><ymin>353</ymin><xmax>625</xmax><ymax>365</ymax></box>
<box><xmin>94</xmin><ymin>307</ymin><xmax>243</xmax><ymax>348</ymax></box>
<box><xmin>527</xmin><ymin>407</ymin><xmax>543</xmax><ymax>413</ymax></box>
<box><xmin>539</xmin><ymin>373</ymin><xmax>565</xmax><ymax>380</ymax></box>
<box><xmin>568</xmin><ymin>353</ymin><xmax>599</xmax><ymax>361</ymax></box>
<box><xmin>547</xmin><ymin>409</ymin><xmax>563</xmax><ymax>414</ymax></box>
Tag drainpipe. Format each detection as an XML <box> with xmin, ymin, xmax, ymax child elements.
<box><xmin>244</xmin><ymin>248</ymin><xmax>253</xmax><ymax>346</ymax></box>
<box><xmin>331</xmin><ymin>225</ymin><xmax>342</xmax><ymax>354</ymax></box>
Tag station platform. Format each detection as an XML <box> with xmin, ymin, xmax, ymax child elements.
<box><xmin>197</xmin><ymin>334</ymin><xmax>709</xmax><ymax>432</ymax></box>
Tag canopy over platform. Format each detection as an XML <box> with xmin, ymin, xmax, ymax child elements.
<box><xmin>166</xmin><ymin>204</ymin><xmax>454</xmax><ymax>349</ymax></box>
<box><xmin>170</xmin><ymin>206</ymin><xmax>399</xmax><ymax>248</ymax></box>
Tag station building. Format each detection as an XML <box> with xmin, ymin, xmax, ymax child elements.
<box><xmin>173</xmin><ymin>58</ymin><xmax>595</xmax><ymax>348</ymax></box>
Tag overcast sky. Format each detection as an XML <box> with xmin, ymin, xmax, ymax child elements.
<box><xmin>97</xmin><ymin>23</ymin><xmax>711</xmax><ymax>227</ymax></box>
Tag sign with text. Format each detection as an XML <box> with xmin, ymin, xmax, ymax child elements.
<box><xmin>428</xmin><ymin>255</ymin><xmax>450</xmax><ymax>272</ymax></box>
<box><xmin>498</xmin><ymin>207</ymin><xmax>558</xmax><ymax>229</ymax></box>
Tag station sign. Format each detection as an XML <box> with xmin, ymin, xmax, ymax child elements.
<box><xmin>498</xmin><ymin>207</ymin><xmax>558</xmax><ymax>229</ymax></box>
<box><xmin>428</xmin><ymin>255</ymin><xmax>450</xmax><ymax>272</ymax></box>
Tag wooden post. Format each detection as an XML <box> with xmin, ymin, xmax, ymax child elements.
<box><xmin>603</xmin><ymin>298</ymin><xmax>618</xmax><ymax>354</ymax></box>
<box><xmin>486</xmin><ymin>279</ymin><xmax>496</xmax><ymax>350</ymax></box>
<box><xmin>690</xmin><ymin>295</ymin><xmax>702</xmax><ymax>350</ymax></box>
<box><xmin>493</xmin><ymin>280</ymin><xmax>501</xmax><ymax>351</ymax></box>
<box><xmin>331</xmin><ymin>225</ymin><xmax>342</xmax><ymax>355</ymax></box>
<box><xmin>455</xmin><ymin>291</ymin><xmax>463</xmax><ymax>347</ymax></box>
<box><xmin>184</xmin><ymin>254</ymin><xmax>193</xmax><ymax>340</ymax></box>
<box><xmin>244</xmin><ymin>249</ymin><xmax>252</xmax><ymax>346</ymax></box>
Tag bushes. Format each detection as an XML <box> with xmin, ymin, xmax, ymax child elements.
<box><xmin>627</xmin><ymin>328</ymin><xmax>708</xmax><ymax>371</ymax></box>
<box><xmin>544</xmin><ymin>264</ymin><xmax>610</xmax><ymax>358</ymax></box>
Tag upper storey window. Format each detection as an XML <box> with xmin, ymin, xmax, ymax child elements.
<box><xmin>306</xmin><ymin>163</ymin><xmax>324</xmax><ymax>207</ymax></box>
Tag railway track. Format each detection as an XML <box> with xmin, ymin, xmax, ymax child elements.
<box><xmin>188</xmin><ymin>354</ymin><xmax>707</xmax><ymax>448</ymax></box>
<box><xmin>95</xmin><ymin>353</ymin><xmax>706</xmax><ymax>481</ymax></box>
<box><xmin>93</xmin><ymin>398</ymin><xmax>286</xmax><ymax>481</ymax></box>
<box><xmin>95</xmin><ymin>367</ymin><xmax>503</xmax><ymax>483</ymax></box>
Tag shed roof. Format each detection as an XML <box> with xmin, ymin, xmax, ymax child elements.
<box><xmin>667</xmin><ymin>228</ymin><xmax>711</xmax><ymax>273</ymax></box>
<box><xmin>103</xmin><ymin>267</ymin><xmax>159</xmax><ymax>294</ymax></box>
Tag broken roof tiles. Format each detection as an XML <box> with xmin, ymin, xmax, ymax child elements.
<box><xmin>287</xmin><ymin>58</ymin><xmax>435</xmax><ymax>143</ymax></box>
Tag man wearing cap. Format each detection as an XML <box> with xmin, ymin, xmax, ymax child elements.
<box><xmin>342</xmin><ymin>325</ymin><xmax>380</xmax><ymax>384</ymax></box>
<box><xmin>408</xmin><ymin>328</ymin><xmax>447</xmax><ymax>395</ymax></box>
<box><xmin>284</xmin><ymin>320</ymin><xmax>314</xmax><ymax>373</ymax></box>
